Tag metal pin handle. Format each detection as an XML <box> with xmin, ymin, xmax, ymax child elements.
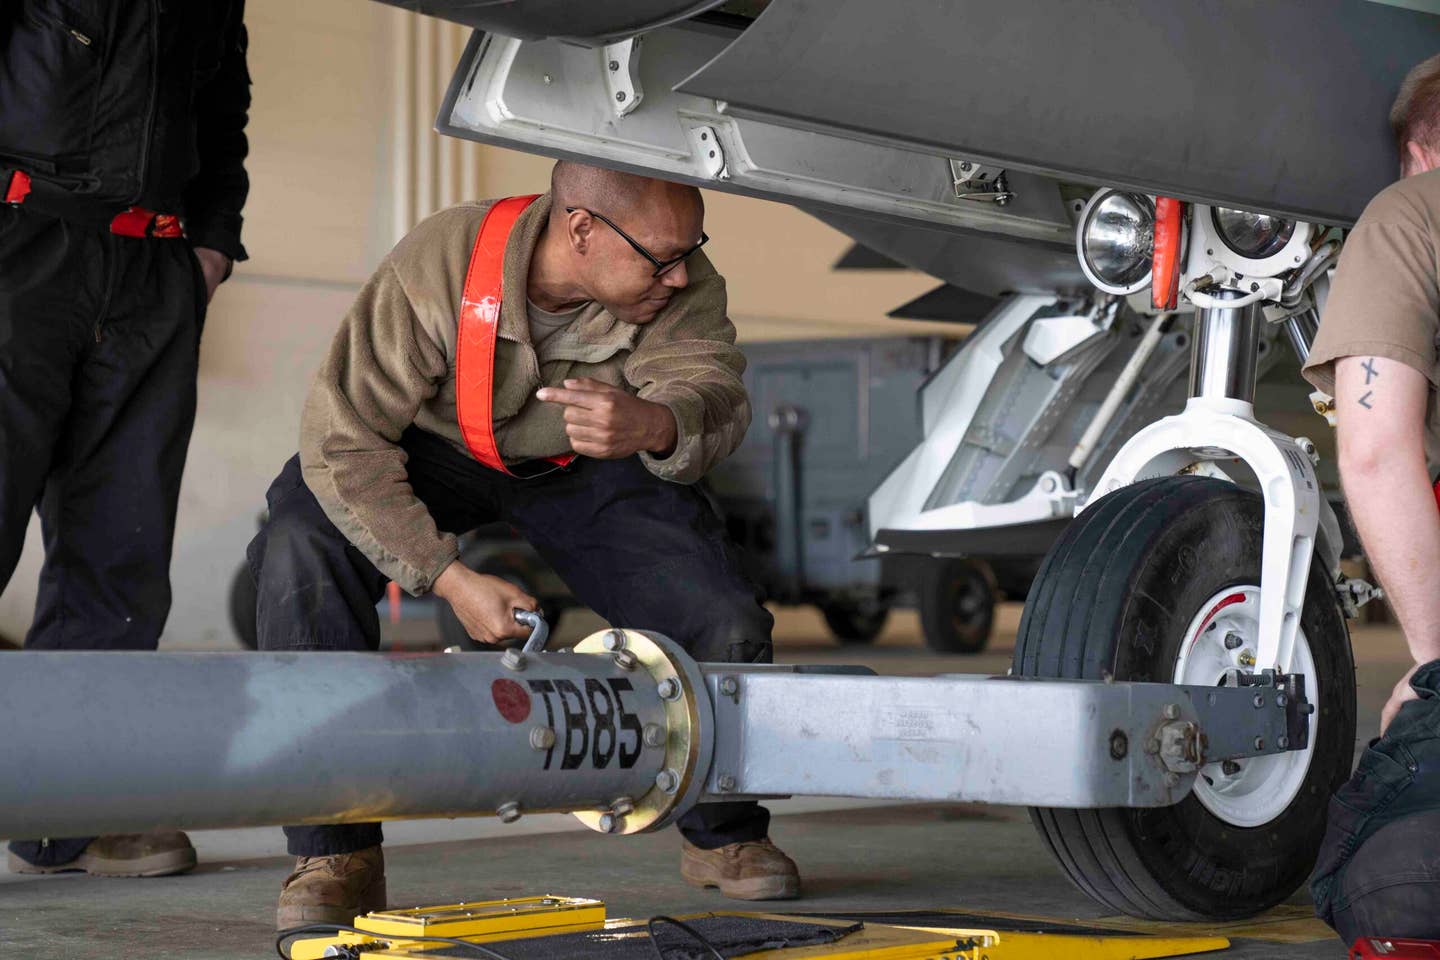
<box><xmin>515</xmin><ymin>610</ymin><xmax>549</xmax><ymax>653</ymax></box>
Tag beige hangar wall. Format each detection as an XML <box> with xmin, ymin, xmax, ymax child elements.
<box><xmin>0</xmin><ymin>0</ymin><xmax>948</xmax><ymax>649</ymax></box>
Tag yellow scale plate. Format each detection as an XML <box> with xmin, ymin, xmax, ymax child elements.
<box><xmin>355</xmin><ymin>895</ymin><xmax>606</xmax><ymax>938</ymax></box>
<box><xmin>287</xmin><ymin>896</ymin><xmax>1231</xmax><ymax>960</ymax></box>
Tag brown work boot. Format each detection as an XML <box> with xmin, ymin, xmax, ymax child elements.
<box><xmin>680</xmin><ymin>837</ymin><xmax>800</xmax><ymax>900</ymax></box>
<box><xmin>276</xmin><ymin>846</ymin><xmax>387</xmax><ymax>929</ymax></box>
<box><xmin>7</xmin><ymin>831</ymin><xmax>197</xmax><ymax>877</ymax></box>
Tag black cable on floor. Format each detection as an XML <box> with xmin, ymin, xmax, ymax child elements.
<box><xmin>275</xmin><ymin>922</ymin><xmax>519</xmax><ymax>960</ymax></box>
<box><xmin>645</xmin><ymin>915</ymin><xmax>727</xmax><ymax>960</ymax></box>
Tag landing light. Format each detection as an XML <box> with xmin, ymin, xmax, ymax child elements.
<box><xmin>1076</xmin><ymin>189</ymin><xmax>1155</xmax><ymax>296</ymax></box>
<box><xmin>1211</xmin><ymin>208</ymin><xmax>1296</xmax><ymax>260</ymax></box>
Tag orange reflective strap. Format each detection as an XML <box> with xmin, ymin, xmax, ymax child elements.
<box><xmin>455</xmin><ymin>195</ymin><xmax>576</xmax><ymax>476</ymax></box>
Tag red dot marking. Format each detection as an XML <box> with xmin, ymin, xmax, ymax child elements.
<box><xmin>491</xmin><ymin>678</ymin><xmax>532</xmax><ymax>724</ymax></box>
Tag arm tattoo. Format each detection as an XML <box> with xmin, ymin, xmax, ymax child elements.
<box><xmin>1358</xmin><ymin>357</ymin><xmax>1378</xmax><ymax>408</ymax></box>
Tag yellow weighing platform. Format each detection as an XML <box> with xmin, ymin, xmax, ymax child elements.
<box><xmin>282</xmin><ymin>895</ymin><xmax>1233</xmax><ymax>960</ymax></box>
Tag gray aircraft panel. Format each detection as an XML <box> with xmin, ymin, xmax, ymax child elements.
<box><xmin>679</xmin><ymin>0</ymin><xmax>1439</xmax><ymax>225</ymax></box>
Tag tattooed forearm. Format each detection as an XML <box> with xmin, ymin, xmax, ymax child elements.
<box><xmin>1358</xmin><ymin>357</ymin><xmax>1379</xmax><ymax>408</ymax></box>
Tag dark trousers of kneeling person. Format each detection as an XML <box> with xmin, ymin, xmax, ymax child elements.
<box><xmin>246</xmin><ymin>427</ymin><xmax>774</xmax><ymax>856</ymax></box>
<box><xmin>1312</xmin><ymin>660</ymin><xmax>1440</xmax><ymax>943</ymax></box>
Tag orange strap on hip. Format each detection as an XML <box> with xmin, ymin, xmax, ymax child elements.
<box><xmin>455</xmin><ymin>194</ymin><xmax>576</xmax><ymax>476</ymax></box>
<box><xmin>4</xmin><ymin>170</ymin><xmax>181</xmax><ymax>237</ymax></box>
<box><xmin>3</xmin><ymin>170</ymin><xmax>31</xmax><ymax>204</ymax></box>
<box><xmin>109</xmin><ymin>207</ymin><xmax>184</xmax><ymax>238</ymax></box>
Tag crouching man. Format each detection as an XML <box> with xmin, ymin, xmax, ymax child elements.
<box><xmin>1303</xmin><ymin>54</ymin><xmax>1440</xmax><ymax>943</ymax></box>
<box><xmin>247</xmin><ymin>161</ymin><xmax>800</xmax><ymax>928</ymax></box>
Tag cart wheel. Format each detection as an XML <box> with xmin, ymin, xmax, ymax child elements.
<box><xmin>919</xmin><ymin>558</ymin><xmax>995</xmax><ymax>654</ymax></box>
<box><xmin>1014</xmin><ymin>476</ymin><xmax>1355</xmax><ymax>920</ymax></box>
<box><xmin>229</xmin><ymin>563</ymin><xmax>259</xmax><ymax>650</ymax></box>
<box><xmin>436</xmin><ymin>553</ymin><xmax>563</xmax><ymax>650</ymax></box>
<box><xmin>819</xmin><ymin>600</ymin><xmax>889</xmax><ymax>644</ymax></box>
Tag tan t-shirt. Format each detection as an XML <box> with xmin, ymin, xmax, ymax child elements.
<box><xmin>1303</xmin><ymin>167</ymin><xmax>1440</xmax><ymax>466</ymax></box>
<box><xmin>526</xmin><ymin>298</ymin><xmax>586</xmax><ymax>349</ymax></box>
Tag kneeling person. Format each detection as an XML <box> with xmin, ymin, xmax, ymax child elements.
<box><xmin>248</xmin><ymin>161</ymin><xmax>799</xmax><ymax>928</ymax></box>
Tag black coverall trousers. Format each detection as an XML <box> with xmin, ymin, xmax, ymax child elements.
<box><xmin>247</xmin><ymin>428</ymin><xmax>774</xmax><ymax>857</ymax></box>
<box><xmin>1</xmin><ymin>206</ymin><xmax>206</xmax><ymax>866</ymax></box>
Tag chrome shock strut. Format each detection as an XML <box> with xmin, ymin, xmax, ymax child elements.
<box><xmin>1189</xmin><ymin>289</ymin><xmax>1261</xmax><ymax>406</ymax></box>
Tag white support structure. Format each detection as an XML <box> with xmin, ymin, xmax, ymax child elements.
<box><xmin>1086</xmin><ymin>395</ymin><xmax>1322</xmax><ymax>673</ymax></box>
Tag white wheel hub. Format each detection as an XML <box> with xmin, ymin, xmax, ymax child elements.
<box><xmin>1173</xmin><ymin>585</ymin><xmax>1317</xmax><ymax>828</ymax></box>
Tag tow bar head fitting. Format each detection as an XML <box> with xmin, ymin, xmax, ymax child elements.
<box><xmin>1182</xmin><ymin>669</ymin><xmax>1312</xmax><ymax>770</ymax></box>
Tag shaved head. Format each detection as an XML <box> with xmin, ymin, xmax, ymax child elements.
<box><xmin>532</xmin><ymin>160</ymin><xmax>708</xmax><ymax>325</ymax></box>
<box><xmin>550</xmin><ymin>160</ymin><xmax>701</xmax><ymax>223</ymax></box>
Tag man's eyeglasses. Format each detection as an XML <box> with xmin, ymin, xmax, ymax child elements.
<box><xmin>565</xmin><ymin>206</ymin><xmax>708</xmax><ymax>278</ymax></box>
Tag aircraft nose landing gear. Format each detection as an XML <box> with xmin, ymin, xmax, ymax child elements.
<box><xmin>1015</xmin><ymin>476</ymin><xmax>1355</xmax><ymax>921</ymax></box>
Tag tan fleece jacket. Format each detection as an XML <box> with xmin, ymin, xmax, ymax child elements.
<box><xmin>299</xmin><ymin>194</ymin><xmax>750</xmax><ymax>595</ymax></box>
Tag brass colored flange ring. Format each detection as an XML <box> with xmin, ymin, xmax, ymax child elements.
<box><xmin>571</xmin><ymin>629</ymin><xmax>713</xmax><ymax>835</ymax></box>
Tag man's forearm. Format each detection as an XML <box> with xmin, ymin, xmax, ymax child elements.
<box><xmin>1336</xmin><ymin>354</ymin><xmax>1440</xmax><ymax>665</ymax></box>
<box><xmin>1343</xmin><ymin>455</ymin><xmax>1440</xmax><ymax>663</ymax></box>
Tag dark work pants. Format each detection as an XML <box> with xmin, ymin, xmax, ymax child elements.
<box><xmin>0</xmin><ymin>206</ymin><xmax>206</xmax><ymax>866</ymax></box>
<box><xmin>247</xmin><ymin>429</ymin><xmax>775</xmax><ymax>857</ymax></box>
<box><xmin>1330</xmin><ymin>809</ymin><xmax>1440</xmax><ymax>943</ymax></box>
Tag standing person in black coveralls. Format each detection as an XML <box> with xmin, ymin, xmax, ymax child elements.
<box><xmin>0</xmin><ymin>1</ymin><xmax>251</xmax><ymax>877</ymax></box>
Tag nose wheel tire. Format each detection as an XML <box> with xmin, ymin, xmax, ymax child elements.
<box><xmin>1013</xmin><ymin>476</ymin><xmax>1355</xmax><ymax>921</ymax></box>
